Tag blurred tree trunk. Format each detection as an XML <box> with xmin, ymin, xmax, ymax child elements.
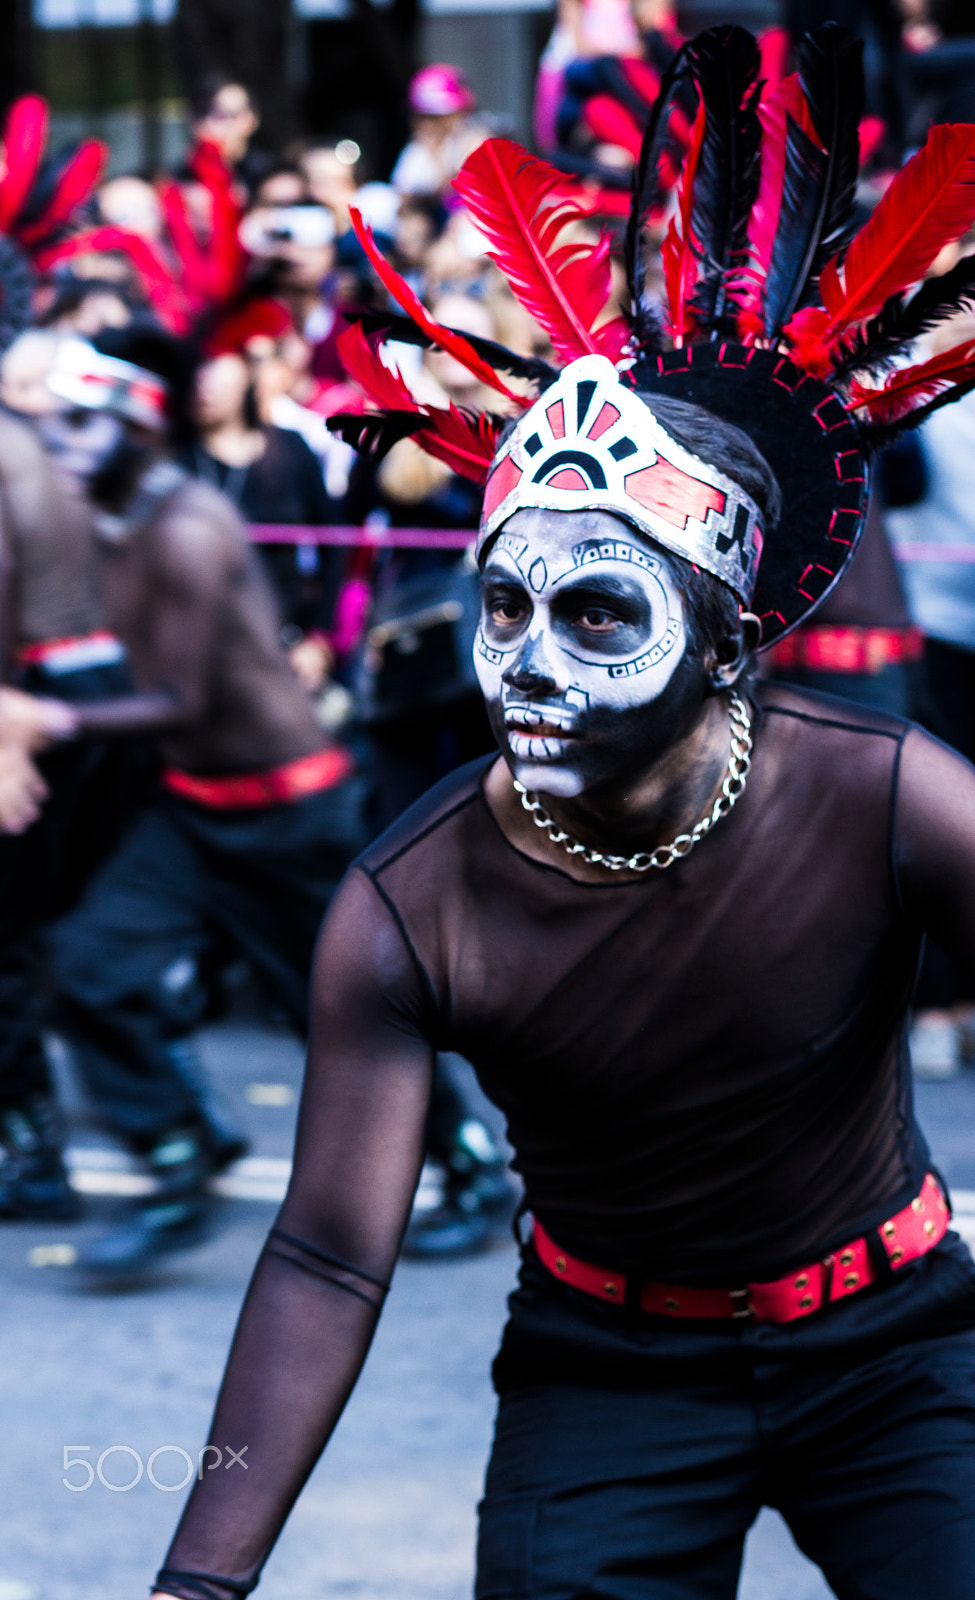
<box><xmin>0</xmin><ymin>0</ymin><xmax>37</xmax><ymax>111</ymax></box>
<box><xmin>173</xmin><ymin>0</ymin><xmax>295</xmax><ymax>151</ymax></box>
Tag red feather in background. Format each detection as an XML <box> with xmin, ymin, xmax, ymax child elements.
<box><xmin>819</xmin><ymin>124</ymin><xmax>975</xmax><ymax>333</ymax></box>
<box><xmin>18</xmin><ymin>139</ymin><xmax>106</xmax><ymax>246</ymax></box>
<box><xmin>846</xmin><ymin>338</ymin><xmax>975</xmax><ymax>422</ymax></box>
<box><xmin>452</xmin><ymin>137</ymin><xmax>629</xmax><ymax>364</ymax></box>
<box><xmin>35</xmin><ymin>225</ymin><xmax>194</xmax><ymax>332</ymax></box>
<box><xmin>583</xmin><ymin>97</ymin><xmax>643</xmax><ymax>162</ymax></box>
<box><xmin>661</xmin><ymin>98</ymin><xmax>706</xmax><ymax>345</ymax></box>
<box><xmin>348</xmin><ymin>207</ymin><xmax>524</xmax><ymax>405</ymax></box>
<box><xmin>337</xmin><ymin>323</ymin><xmax>496</xmax><ymax>482</ymax></box>
<box><xmin>0</xmin><ymin>96</ymin><xmax>48</xmax><ymax>232</ymax></box>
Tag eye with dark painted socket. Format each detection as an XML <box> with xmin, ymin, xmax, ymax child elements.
<box><xmin>553</xmin><ymin>576</ymin><xmax>654</xmax><ymax>654</ymax></box>
<box><xmin>482</xmin><ymin>575</ymin><xmax>532</xmax><ymax>640</ymax></box>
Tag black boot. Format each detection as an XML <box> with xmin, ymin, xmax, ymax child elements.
<box><xmin>0</xmin><ymin>1097</ymin><xmax>81</xmax><ymax>1221</ymax></box>
<box><xmin>76</xmin><ymin>1124</ymin><xmax>220</xmax><ymax>1276</ymax></box>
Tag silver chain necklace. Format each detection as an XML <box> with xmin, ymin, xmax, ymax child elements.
<box><xmin>512</xmin><ymin>692</ymin><xmax>753</xmax><ymax>875</ymax></box>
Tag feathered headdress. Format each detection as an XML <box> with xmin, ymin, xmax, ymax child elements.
<box><xmin>0</xmin><ymin>95</ymin><xmax>109</xmax><ymax>351</ymax></box>
<box><xmin>330</xmin><ymin>23</ymin><xmax>975</xmax><ymax>646</ymax></box>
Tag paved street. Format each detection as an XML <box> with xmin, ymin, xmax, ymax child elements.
<box><xmin>1</xmin><ymin>1021</ymin><xmax>974</xmax><ymax>1600</ymax></box>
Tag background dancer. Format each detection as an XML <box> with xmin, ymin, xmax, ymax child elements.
<box><xmin>30</xmin><ymin>327</ymin><xmax>363</xmax><ymax>1273</ymax></box>
<box><xmin>0</xmin><ymin>368</ymin><xmax>153</xmax><ymax>1221</ymax></box>
<box><xmin>149</xmin><ymin>27</ymin><xmax>975</xmax><ymax>1600</ymax></box>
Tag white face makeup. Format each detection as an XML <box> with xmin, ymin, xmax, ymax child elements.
<box><xmin>36</xmin><ymin>406</ymin><xmax>126</xmax><ymax>485</ymax></box>
<box><xmin>476</xmin><ymin>507</ymin><xmax>697</xmax><ymax>799</ymax></box>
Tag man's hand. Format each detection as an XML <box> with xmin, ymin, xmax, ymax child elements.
<box><xmin>0</xmin><ymin>686</ymin><xmax>78</xmax><ymax>753</ymax></box>
<box><xmin>0</xmin><ymin>745</ymin><xmax>48</xmax><ymax>833</ymax></box>
<box><xmin>289</xmin><ymin>636</ymin><xmax>333</xmax><ymax>695</ymax></box>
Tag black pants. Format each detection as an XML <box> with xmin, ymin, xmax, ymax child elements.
<box><xmin>48</xmin><ymin>781</ymin><xmax>363</xmax><ymax>1145</ymax></box>
<box><xmin>0</xmin><ymin>661</ymin><xmax>154</xmax><ymax>1113</ymax></box>
<box><xmin>477</xmin><ymin>1236</ymin><xmax>975</xmax><ymax>1600</ymax></box>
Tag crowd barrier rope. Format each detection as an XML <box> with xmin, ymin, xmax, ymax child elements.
<box><xmin>246</xmin><ymin>527</ymin><xmax>975</xmax><ymax>562</ymax></box>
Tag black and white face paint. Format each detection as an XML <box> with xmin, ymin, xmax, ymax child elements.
<box><xmin>477</xmin><ymin>507</ymin><xmax>709</xmax><ymax>800</ymax></box>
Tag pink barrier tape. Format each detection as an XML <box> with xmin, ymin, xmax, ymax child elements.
<box><xmin>247</xmin><ymin>523</ymin><xmax>475</xmax><ymax>549</ymax></box>
<box><xmin>893</xmin><ymin>543</ymin><xmax>975</xmax><ymax>563</ymax></box>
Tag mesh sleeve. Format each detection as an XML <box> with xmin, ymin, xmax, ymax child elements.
<box><xmin>153</xmin><ymin>868</ymin><xmax>436</xmax><ymax>1598</ymax></box>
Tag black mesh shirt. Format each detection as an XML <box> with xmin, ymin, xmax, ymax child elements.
<box><xmin>155</xmin><ymin>682</ymin><xmax>975</xmax><ymax>1598</ymax></box>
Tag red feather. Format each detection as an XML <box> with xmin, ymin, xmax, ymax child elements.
<box><xmin>18</xmin><ymin>139</ymin><xmax>106</xmax><ymax>246</ymax></box>
<box><xmin>35</xmin><ymin>226</ymin><xmax>192</xmax><ymax>334</ymax></box>
<box><xmin>417</xmin><ymin>406</ymin><xmax>498</xmax><ymax>482</ymax></box>
<box><xmin>349</xmin><ymin>207</ymin><xmax>523</xmax><ymax>405</ymax></box>
<box><xmin>452</xmin><ymin>137</ymin><xmax>628</xmax><ymax>364</ymax></box>
<box><xmin>337</xmin><ymin>323</ymin><xmax>496</xmax><ymax>483</ymax></box>
<box><xmin>819</xmin><ymin>124</ymin><xmax>975</xmax><ymax>334</ymax></box>
<box><xmin>845</xmin><ymin>338</ymin><xmax>975</xmax><ymax>422</ymax></box>
<box><xmin>158</xmin><ymin>180</ymin><xmax>209</xmax><ymax>301</ymax></box>
<box><xmin>661</xmin><ymin>98</ymin><xmax>706</xmax><ymax>345</ymax></box>
<box><xmin>338</xmin><ymin>322</ymin><xmax>421</xmax><ymax>411</ymax></box>
<box><xmin>0</xmin><ymin>96</ymin><xmax>48</xmax><ymax>232</ymax></box>
<box><xmin>583</xmin><ymin>97</ymin><xmax>643</xmax><ymax>161</ymax></box>
<box><xmin>186</xmin><ymin>141</ymin><xmax>245</xmax><ymax>304</ymax></box>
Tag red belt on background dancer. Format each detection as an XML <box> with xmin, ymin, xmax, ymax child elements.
<box><xmin>533</xmin><ymin>1173</ymin><xmax>950</xmax><ymax>1324</ymax></box>
<box><xmin>768</xmin><ymin>624</ymin><xmax>924</xmax><ymax>676</ymax></box>
<box><xmin>162</xmin><ymin>745</ymin><xmax>355</xmax><ymax>810</ymax></box>
<box><xmin>17</xmin><ymin>629</ymin><xmax>125</xmax><ymax>674</ymax></box>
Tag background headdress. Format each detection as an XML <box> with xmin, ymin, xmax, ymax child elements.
<box><xmin>330</xmin><ymin>23</ymin><xmax>975</xmax><ymax>648</ymax></box>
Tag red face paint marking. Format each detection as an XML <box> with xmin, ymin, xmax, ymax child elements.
<box><xmin>587</xmin><ymin>402</ymin><xmax>620</xmax><ymax>441</ymax></box>
<box><xmin>546</xmin><ymin>400</ymin><xmax>566</xmax><ymax>439</ymax></box>
<box><xmin>624</xmin><ymin>457</ymin><xmax>726</xmax><ymax>530</ymax></box>
<box><xmin>482</xmin><ymin>455</ymin><xmax>523</xmax><ymax>521</ymax></box>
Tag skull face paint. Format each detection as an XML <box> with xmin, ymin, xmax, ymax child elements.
<box><xmin>476</xmin><ymin>507</ymin><xmax>709</xmax><ymax>799</ymax></box>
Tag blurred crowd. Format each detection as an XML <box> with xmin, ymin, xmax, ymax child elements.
<box><xmin>1</xmin><ymin>0</ymin><xmax>975</xmax><ymax>1277</ymax></box>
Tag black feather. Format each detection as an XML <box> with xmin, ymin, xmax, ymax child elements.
<box><xmin>344</xmin><ymin>308</ymin><xmax>559</xmax><ymax>390</ymax></box>
<box><xmin>326</xmin><ymin>411</ymin><xmax>431</xmax><ymax>461</ymax></box>
<box><xmin>785</xmin><ymin>24</ymin><xmax>863</xmax><ymax>320</ymax></box>
<box><xmin>759</xmin><ymin>109</ymin><xmax>829</xmax><ymax>338</ymax></box>
<box><xmin>682</xmin><ymin>26</ymin><xmax>763</xmax><ymax>333</ymax></box>
<box><xmin>832</xmin><ymin>251</ymin><xmax>975</xmax><ymax>378</ymax></box>
<box><xmin>625</xmin><ymin>43</ymin><xmax>698</xmax><ymax>346</ymax></box>
<box><xmin>863</xmin><ymin>373</ymin><xmax>975</xmax><ymax>442</ymax></box>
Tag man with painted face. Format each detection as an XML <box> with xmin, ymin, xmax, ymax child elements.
<box><xmin>149</xmin><ymin>353</ymin><xmax>975</xmax><ymax>1600</ymax></box>
<box><xmin>28</xmin><ymin>327</ymin><xmax>363</xmax><ymax>1273</ymax></box>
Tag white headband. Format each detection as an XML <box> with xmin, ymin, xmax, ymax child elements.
<box><xmin>478</xmin><ymin>355</ymin><xmax>764</xmax><ymax>602</ymax></box>
<box><xmin>47</xmin><ymin>338</ymin><xmax>169</xmax><ymax>433</ymax></box>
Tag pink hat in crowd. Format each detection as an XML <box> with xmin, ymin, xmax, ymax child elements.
<box><xmin>408</xmin><ymin>64</ymin><xmax>475</xmax><ymax>117</ymax></box>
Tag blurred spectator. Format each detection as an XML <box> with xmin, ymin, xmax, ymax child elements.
<box><xmin>97</xmin><ymin>176</ymin><xmax>165</xmax><ymax>242</ymax></box>
<box><xmin>300</xmin><ymin>142</ymin><xmax>398</xmax><ymax>272</ymax></box>
<box><xmin>182</xmin><ymin>350</ymin><xmax>344</xmax><ymax>693</ymax></box>
<box><xmin>189</xmin><ymin>75</ymin><xmax>267</xmax><ymax>197</ymax></box>
<box><xmin>0</xmin><ymin>331</ymin><xmax>64</xmax><ymax>417</ymax></box>
<box><xmin>37</xmin><ymin>279</ymin><xmax>135</xmax><ymax>338</ymax></box>
<box><xmin>391</xmin><ymin>66</ymin><xmax>487</xmax><ymax>199</ymax></box>
<box><xmin>252</xmin><ymin>163</ymin><xmax>310</xmax><ymax>208</ymax></box>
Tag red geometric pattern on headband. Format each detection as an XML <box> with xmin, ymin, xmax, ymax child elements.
<box><xmin>588</xmin><ymin>402</ymin><xmax>620</xmax><ymax>441</ymax></box>
<box><xmin>548</xmin><ymin>468</ymin><xmax>591</xmax><ymax>491</ymax></box>
<box><xmin>546</xmin><ymin>400</ymin><xmax>566</xmax><ymax>439</ymax></box>
<box><xmin>482</xmin><ymin>454</ymin><xmax>524</xmax><ymax>522</ymax></box>
<box><xmin>624</xmin><ymin>458</ymin><xmax>727</xmax><ymax>531</ymax></box>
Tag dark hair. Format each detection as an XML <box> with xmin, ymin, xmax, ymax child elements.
<box><xmin>190</xmin><ymin>74</ymin><xmax>255</xmax><ymax>123</ymax></box>
<box><xmin>632</xmin><ymin>390</ymin><xmax>781</xmax><ymax>662</ymax></box>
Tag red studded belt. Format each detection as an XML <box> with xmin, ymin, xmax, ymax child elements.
<box><xmin>768</xmin><ymin>624</ymin><xmax>924</xmax><ymax>676</ymax></box>
<box><xmin>532</xmin><ymin>1173</ymin><xmax>950</xmax><ymax>1324</ymax></box>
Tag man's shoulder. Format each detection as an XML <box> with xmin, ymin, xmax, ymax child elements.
<box><xmin>356</xmin><ymin>755</ymin><xmax>495</xmax><ymax>881</ymax></box>
<box><xmin>755</xmin><ymin>679</ymin><xmax>909</xmax><ymax>746</ymax></box>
